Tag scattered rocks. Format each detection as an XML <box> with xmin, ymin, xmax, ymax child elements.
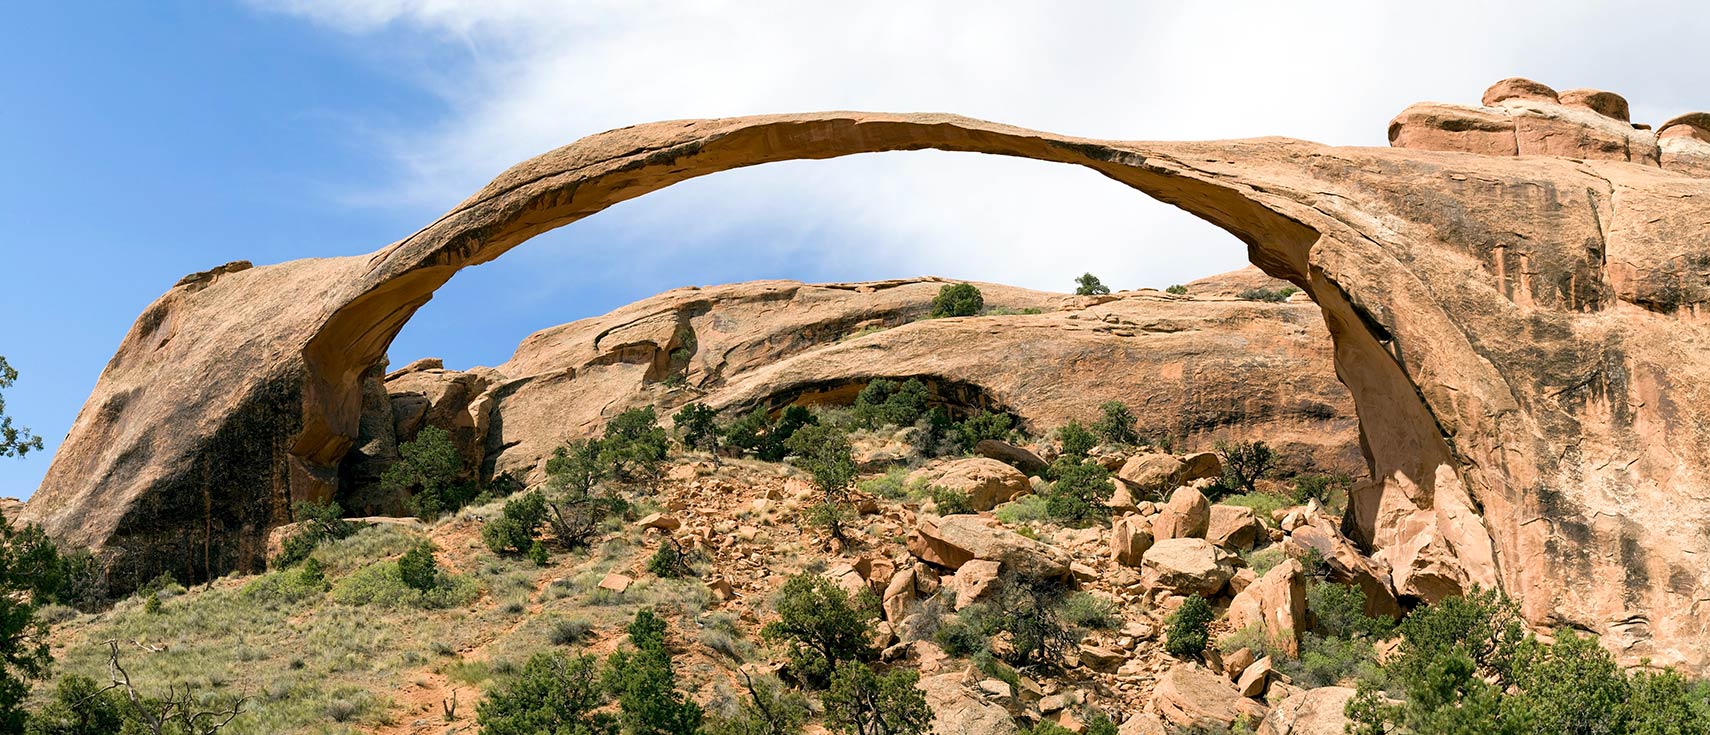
<box><xmin>1237</xmin><ymin>656</ymin><xmax>1273</xmax><ymax>698</ymax></box>
<box><xmin>1078</xmin><ymin>643</ymin><xmax>1127</xmax><ymax>673</ymax></box>
<box><xmin>638</xmin><ymin>513</ymin><xmax>680</xmax><ymax>531</ymax></box>
<box><xmin>950</xmin><ymin>559</ymin><xmax>1004</xmax><ymax>610</ymax></box>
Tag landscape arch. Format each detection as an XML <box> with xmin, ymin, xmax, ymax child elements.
<box><xmin>32</xmin><ymin>87</ymin><xmax>1710</xmax><ymax>671</ymax></box>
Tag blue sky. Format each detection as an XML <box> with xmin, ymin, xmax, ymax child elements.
<box><xmin>4</xmin><ymin>1</ymin><xmax>1709</xmax><ymax>498</ymax></box>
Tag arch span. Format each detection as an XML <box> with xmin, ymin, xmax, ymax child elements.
<box><xmin>31</xmin><ymin>90</ymin><xmax>1710</xmax><ymax>671</ymax></box>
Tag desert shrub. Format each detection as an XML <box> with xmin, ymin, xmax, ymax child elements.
<box><xmin>994</xmin><ymin>495</ymin><xmax>1050</xmax><ymax>525</ymax></box>
<box><xmin>928</xmin><ymin>487</ymin><xmax>974</xmax><ymax>516</ymax></box>
<box><xmin>1093</xmin><ymin>401</ymin><xmax>1139</xmax><ymax>446</ymax></box>
<box><xmin>1347</xmin><ymin>588</ymin><xmax>1710</xmax><ymax>734</ymax></box>
<box><xmin>726</xmin><ymin>406</ymin><xmax>818</xmax><ymax>462</ymax></box>
<box><xmin>528</xmin><ymin>540</ymin><xmax>550</xmax><ymax>566</ymax></box>
<box><xmin>933</xmin><ymin>612</ymin><xmax>987</xmax><ymax>657</ymax></box>
<box><xmin>1214</xmin><ymin>439</ymin><xmax>1273</xmax><ymax>496</ymax></box>
<box><xmin>703</xmin><ymin>672</ymin><xmax>810</xmax><ymax>735</ymax></box>
<box><xmin>604</xmin><ymin>608</ymin><xmax>703</xmax><ymax>735</ymax></box>
<box><xmin>760</xmin><ymin>574</ymin><xmax>877</xmax><ymax>687</ymax></box>
<box><xmin>1057</xmin><ymin>592</ymin><xmax>1120</xmax><ymax>630</ymax></box>
<box><xmin>1164</xmin><ymin>284</ymin><xmax>1188</xmax><ymax>295</ymax></box>
<box><xmin>983</xmin><ymin>306</ymin><xmax>1044</xmax><ymax>316</ymax></box>
<box><xmin>600</xmin><ymin>407</ymin><xmax>670</xmax><ymax>481</ymax></box>
<box><xmin>549</xmin><ymin>617</ymin><xmax>593</xmax><ymax>646</ymax></box>
<box><xmin>397</xmin><ymin>541</ymin><xmax>441</xmax><ymax>592</ymax></box>
<box><xmin>540</xmin><ymin>440</ymin><xmax>629</xmax><ymax>549</ymax></box>
<box><xmin>856</xmin><ymin>466</ymin><xmax>911</xmax><ymax>499</ymax></box>
<box><xmin>785</xmin><ymin>424</ymin><xmax>858</xmax><ymax>542</ymax></box>
<box><xmin>852</xmin><ymin>378</ymin><xmax>930</xmax><ymax>430</ymax></box>
<box><xmin>1238</xmin><ymin>286</ymin><xmax>1298</xmax><ymax>302</ymax></box>
<box><xmin>1239</xmin><ymin>546</ymin><xmax>1285</xmax><ymax>577</ymax></box>
<box><xmin>1042</xmin><ymin>459</ymin><xmax>1113</xmax><ymax>524</ymax></box>
<box><xmin>329</xmin><ymin>559</ymin><xmax>478</xmax><ymax>609</ymax></box>
<box><xmin>477</xmin><ymin>651</ymin><xmax>615</xmax><ymax>735</ymax></box>
<box><xmin>930</xmin><ymin>283</ymin><xmax>984</xmax><ymax>318</ymax></box>
<box><xmin>1290</xmin><ymin>473</ymin><xmax>1351</xmax><ymax>511</ymax></box>
<box><xmin>1283</xmin><ymin>634</ymin><xmax>1380</xmax><ymax>688</ymax></box>
<box><xmin>385</xmin><ymin>426</ymin><xmax>472</xmax><ymax>521</ymax></box>
<box><xmin>942</xmin><ymin>576</ymin><xmax>1076</xmax><ymax>668</ymax></box>
<box><xmin>1055</xmin><ymin>421</ymin><xmax>1095</xmax><ymax>460</ymax></box>
<box><xmin>483</xmin><ymin>492</ymin><xmax>548</xmax><ymax>556</ymax></box>
<box><xmin>1216</xmin><ymin>624</ymin><xmax>1283</xmax><ymax>660</ymax></box>
<box><xmin>953</xmin><ymin>410</ymin><xmax>1014</xmax><ymax>452</ymax></box>
<box><xmin>272</xmin><ymin>500</ymin><xmax>359</xmax><ymax>568</ymax></box>
<box><xmin>240</xmin><ymin>562</ymin><xmax>328</xmax><ymax>605</ymax></box>
<box><xmin>1164</xmin><ymin>595</ymin><xmax>1214</xmax><ymax>657</ymax></box>
<box><xmin>24</xmin><ymin>673</ymin><xmax>126</xmax><ymax>735</ymax></box>
<box><xmin>1074</xmin><ymin>272</ymin><xmax>1111</xmax><ymax>296</ymax></box>
<box><xmin>823</xmin><ymin>661</ymin><xmax>930</xmax><ymax>735</ymax></box>
<box><xmin>1306</xmin><ymin>582</ymin><xmax>1394</xmax><ymax>640</ymax></box>
<box><xmin>647</xmin><ymin>540</ymin><xmax>698</xmax><ymax>579</ymax></box>
<box><xmin>675</xmin><ymin>402</ymin><xmax>721</xmax><ymax>456</ymax></box>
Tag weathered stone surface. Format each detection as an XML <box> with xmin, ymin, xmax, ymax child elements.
<box><xmin>32</xmin><ymin>84</ymin><xmax>1710</xmax><ymax>670</ymax></box>
<box><xmin>1152</xmin><ymin>663</ymin><xmax>1267</xmax><ymax>729</ymax></box>
<box><xmin>949</xmin><ymin>559</ymin><xmax>1003</xmax><ymax>610</ymax></box>
<box><xmin>1110</xmin><ymin>515</ymin><xmax>1154</xmax><ymax>567</ymax></box>
<box><xmin>1116</xmin><ymin>452</ymin><xmax>1222</xmax><ymax>496</ymax></box>
<box><xmin>1285</xmin><ymin>519</ymin><xmax>1402</xmax><ymax>620</ymax></box>
<box><xmin>882</xmin><ymin>567</ymin><xmax>917</xmax><ymax>623</ymax></box>
<box><xmin>1256</xmin><ymin>686</ymin><xmax>1356</xmax><ymax>735</ymax></box>
<box><xmin>1207</xmin><ymin>504</ymin><xmax>1259</xmax><ymax>550</ymax></box>
<box><xmin>918</xmin><ymin>672</ymin><xmax>1018</xmax><ymax>735</ymax></box>
<box><xmin>973</xmin><ymin>440</ymin><xmax>1048</xmax><ymax>476</ymax></box>
<box><xmin>1141</xmin><ymin>538</ymin><xmax>1235</xmax><ymax>597</ymax></box>
<box><xmin>1117</xmin><ymin>713</ymin><xmax>1168</xmax><ymax>735</ymax></box>
<box><xmin>1237</xmin><ymin>656</ymin><xmax>1273</xmax><ymax>698</ymax></box>
<box><xmin>908</xmin><ymin>515</ymin><xmax>1070</xmax><ymax>581</ymax></box>
<box><xmin>1151</xmin><ymin>486</ymin><xmax>1210</xmax><ymax>540</ymax></box>
<box><xmin>908</xmin><ymin>458</ymin><xmax>1030</xmax><ymax>512</ymax></box>
<box><xmin>1225</xmin><ymin>559</ymin><xmax>1308</xmax><ymax>657</ymax></box>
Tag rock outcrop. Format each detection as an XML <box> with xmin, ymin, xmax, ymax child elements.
<box><xmin>28</xmin><ymin>80</ymin><xmax>1710</xmax><ymax>671</ymax></box>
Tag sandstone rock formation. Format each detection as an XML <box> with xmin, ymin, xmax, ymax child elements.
<box><xmin>28</xmin><ymin>80</ymin><xmax>1710</xmax><ymax>671</ymax></box>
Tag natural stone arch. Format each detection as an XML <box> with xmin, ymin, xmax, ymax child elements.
<box><xmin>29</xmin><ymin>83</ymin><xmax>1710</xmax><ymax>671</ymax></box>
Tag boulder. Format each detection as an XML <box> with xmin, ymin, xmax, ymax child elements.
<box><xmin>974</xmin><ymin>439</ymin><xmax>1049</xmax><ymax>476</ymax></box>
<box><xmin>1117</xmin><ymin>714</ymin><xmax>1168</xmax><ymax>735</ymax></box>
<box><xmin>1237</xmin><ymin>656</ymin><xmax>1273</xmax><ymax>698</ymax></box>
<box><xmin>1141</xmin><ymin>538</ymin><xmax>1236</xmax><ymax>597</ymax></box>
<box><xmin>882</xmin><ymin>567</ymin><xmax>917</xmax><ymax>623</ymax></box>
<box><xmin>1224</xmin><ymin>559</ymin><xmax>1309</xmax><ymax>657</ymax></box>
<box><xmin>917</xmin><ymin>672</ymin><xmax>1018</xmax><ymax>735</ymax></box>
<box><xmin>1078</xmin><ymin>643</ymin><xmax>1127</xmax><ymax>673</ymax></box>
<box><xmin>1152</xmin><ymin>663</ymin><xmax>1267</xmax><ymax>729</ymax></box>
<box><xmin>1116</xmin><ymin>453</ymin><xmax>1182</xmax><ymax>493</ymax></box>
<box><xmin>1110</xmin><ymin>515</ymin><xmax>1154</xmax><ymax>567</ymax></box>
<box><xmin>598</xmin><ymin>573</ymin><xmax>633</xmax><ymax>593</ymax></box>
<box><xmin>1285</xmin><ymin>519</ymin><xmax>1402</xmax><ymax>620</ymax></box>
<box><xmin>1151</xmin><ymin>487</ymin><xmax>1210</xmax><ymax>540</ymax></box>
<box><xmin>638</xmin><ymin>513</ymin><xmax>680</xmax><ymax>531</ymax></box>
<box><xmin>1256</xmin><ymin>686</ymin><xmax>1357</xmax><ymax>735</ymax></box>
<box><xmin>908</xmin><ymin>515</ymin><xmax>1071</xmax><ymax>581</ymax></box>
<box><xmin>1207</xmin><ymin>504</ymin><xmax>1260</xmax><ymax>549</ymax></box>
<box><xmin>949</xmin><ymin>559</ymin><xmax>1004</xmax><ymax>610</ymax></box>
<box><xmin>908</xmin><ymin>458</ymin><xmax>1031</xmax><ymax>512</ymax></box>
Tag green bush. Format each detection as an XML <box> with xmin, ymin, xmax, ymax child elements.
<box><xmin>1306</xmin><ymin>582</ymin><xmax>1394</xmax><ymax>640</ymax></box>
<box><xmin>953</xmin><ymin>410</ymin><xmax>1014</xmax><ymax>452</ymax></box>
<box><xmin>647</xmin><ymin>541</ymin><xmax>697</xmax><ymax>579</ymax></box>
<box><xmin>1057</xmin><ymin>592</ymin><xmax>1120</xmax><ymax>630</ymax></box>
<box><xmin>785</xmin><ymin>424</ymin><xmax>858</xmax><ymax>542</ymax></box>
<box><xmin>1042</xmin><ymin>459</ymin><xmax>1113</xmax><ymax>524</ymax></box>
<box><xmin>1347</xmin><ymin>588</ymin><xmax>1710</xmax><ymax>734</ymax></box>
<box><xmin>703</xmin><ymin>672</ymin><xmax>810</xmax><ymax>735</ymax></box>
<box><xmin>760</xmin><ymin>574</ymin><xmax>877</xmax><ymax>687</ymax></box>
<box><xmin>1238</xmin><ymin>286</ymin><xmax>1298</xmax><ymax>302</ymax></box>
<box><xmin>929</xmin><ymin>487</ymin><xmax>975</xmax><ymax>516</ymax></box>
<box><xmin>1164</xmin><ymin>284</ymin><xmax>1188</xmax><ymax>295</ymax></box>
<box><xmin>726</xmin><ymin>406</ymin><xmax>818</xmax><ymax>462</ymax></box>
<box><xmin>852</xmin><ymin>378</ymin><xmax>930</xmax><ymax>430</ymax></box>
<box><xmin>604</xmin><ymin>608</ymin><xmax>702</xmax><ymax>735</ymax></box>
<box><xmin>240</xmin><ymin>562</ymin><xmax>329</xmax><ymax>605</ymax></box>
<box><xmin>930</xmin><ymin>283</ymin><xmax>984</xmax><ymax>318</ymax></box>
<box><xmin>329</xmin><ymin>558</ymin><xmax>479</xmax><ymax>609</ymax></box>
<box><xmin>477</xmin><ymin>651</ymin><xmax>615</xmax><ymax>735</ymax></box>
<box><xmin>941</xmin><ymin>576</ymin><xmax>1076</xmax><ymax>667</ymax></box>
<box><xmin>600</xmin><ymin>407</ymin><xmax>670</xmax><ymax>481</ymax></box>
<box><xmin>1093</xmin><ymin>401</ymin><xmax>1139</xmax><ymax>446</ymax></box>
<box><xmin>483</xmin><ymin>492</ymin><xmax>548</xmax><ymax>556</ymax></box>
<box><xmin>1055</xmin><ymin>421</ymin><xmax>1095</xmax><ymax>460</ymax></box>
<box><xmin>24</xmin><ymin>674</ymin><xmax>126</xmax><ymax>735</ymax></box>
<box><xmin>823</xmin><ymin>662</ymin><xmax>930</xmax><ymax>735</ymax></box>
<box><xmin>1165</xmin><ymin>595</ymin><xmax>1214</xmax><ymax>657</ymax></box>
<box><xmin>674</xmin><ymin>402</ymin><xmax>722</xmax><ymax>456</ymax></box>
<box><xmin>856</xmin><ymin>466</ymin><xmax>912</xmax><ymax>499</ymax></box>
<box><xmin>540</xmin><ymin>440</ymin><xmax>629</xmax><ymax>549</ymax></box>
<box><xmin>994</xmin><ymin>494</ymin><xmax>1050</xmax><ymax>526</ymax></box>
<box><xmin>384</xmin><ymin>426</ymin><xmax>471</xmax><ymax>521</ymax></box>
<box><xmin>1291</xmin><ymin>473</ymin><xmax>1351</xmax><ymax>511</ymax></box>
<box><xmin>1074</xmin><ymin>272</ymin><xmax>1111</xmax><ymax>296</ymax></box>
<box><xmin>398</xmin><ymin>541</ymin><xmax>441</xmax><ymax>592</ymax></box>
<box><xmin>1283</xmin><ymin>633</ymin><xmax>1380</xmax><ymax>688</ymax></box>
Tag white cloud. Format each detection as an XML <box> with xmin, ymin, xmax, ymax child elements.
<box><xmin>252</xmin><ymin>0</ymin><xmax>1710</xmax><ymax>294</ymax></box>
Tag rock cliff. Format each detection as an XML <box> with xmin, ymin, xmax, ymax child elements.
<box><xmin>26</xmin><ymin>79</ymin><xmax>1710</xmax><ymax>670</ymax></box>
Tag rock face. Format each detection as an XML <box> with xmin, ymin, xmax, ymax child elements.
<box><xmin>1151</xmin><ymin>663</ymin><xmax>1266</xmax><ymax>729</ymax></box>
<box><xmin>1256</xmin><ymin>687</ymin><xmax>1356</xmax><ymax>735</ymax></box>
<box><xmin>28</xmin><ymin>82</ymin><xmax>1710</xmax><ymax>671</ymax></box>
<box><xmin>1224</xmin><ymin>559</ymin><xmax>1309</xmax><ymax>657</ymax></box>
